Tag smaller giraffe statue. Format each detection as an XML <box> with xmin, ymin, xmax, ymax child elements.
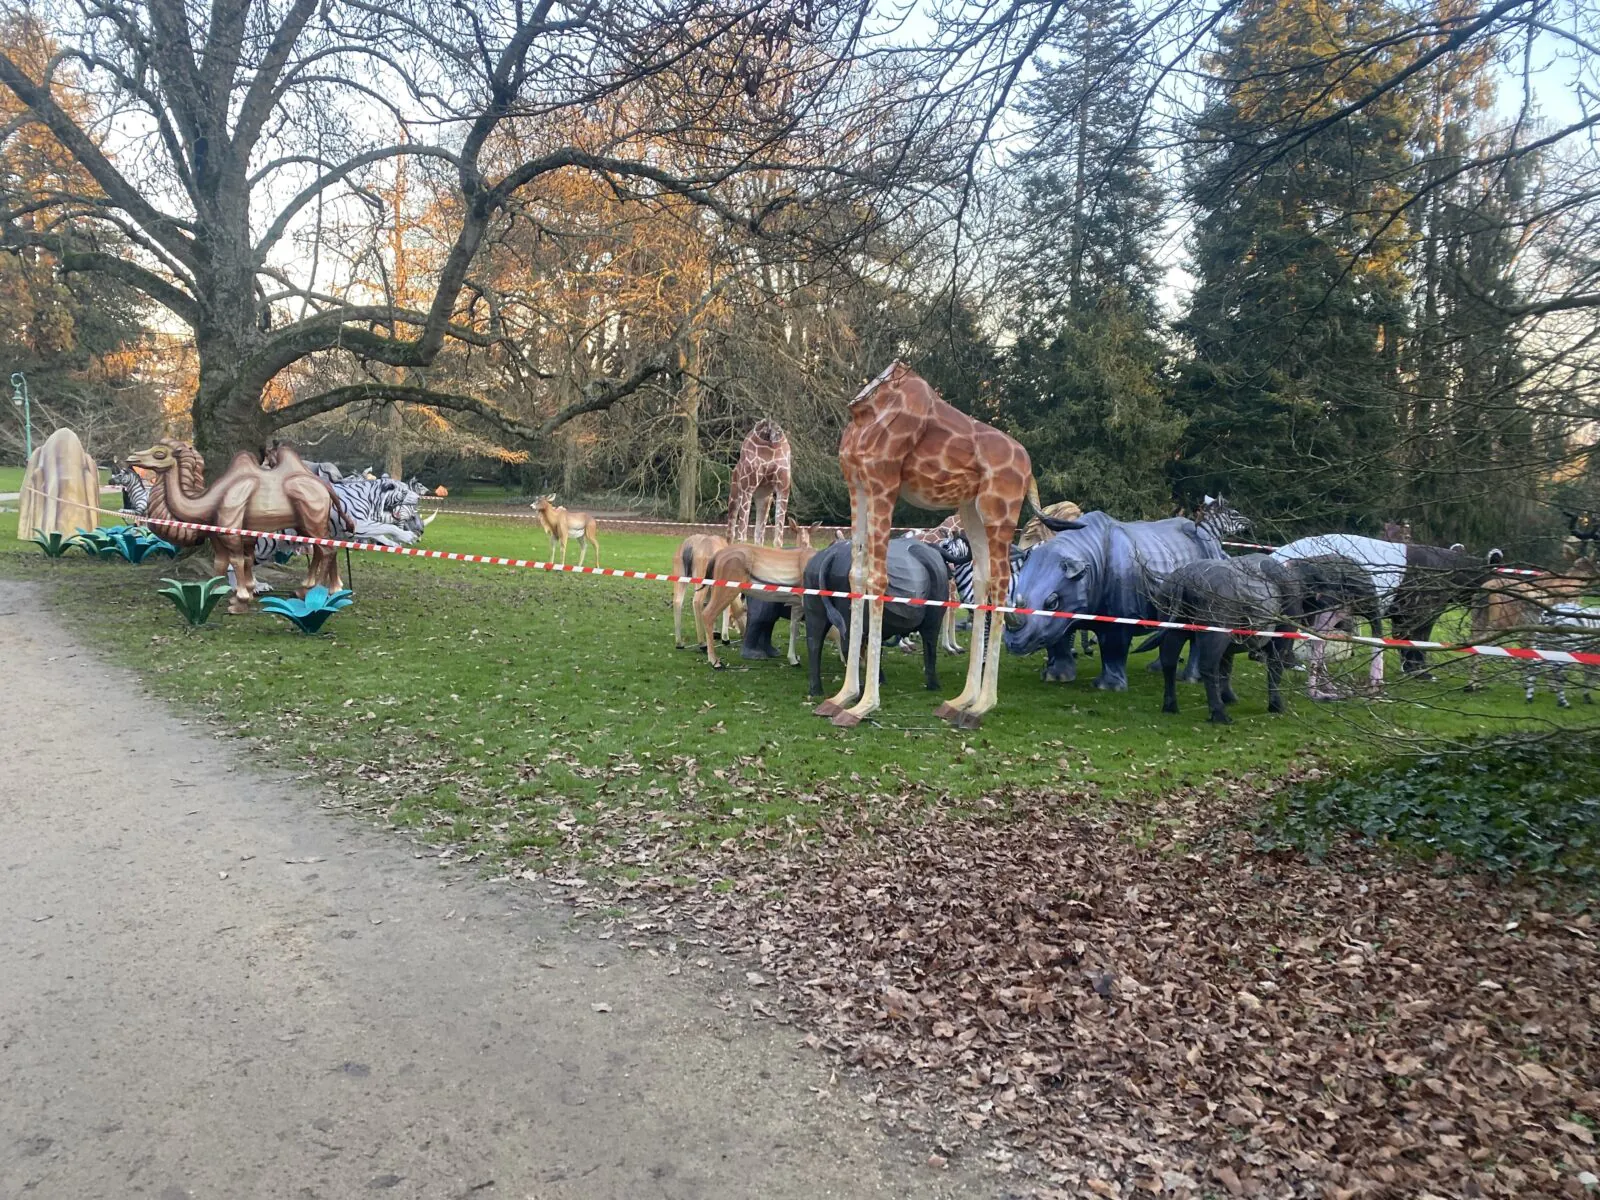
<box><xmin>727</xmin><ymin>419</ymin><xmax>792</xmax><ymax>548</ymax></box>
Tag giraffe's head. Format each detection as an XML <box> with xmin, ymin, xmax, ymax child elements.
<box><xmin>749</xmin><ymin>418</ymin><xmax>785</xmax><ymax>446</ymax></box>
<box><xmin>851</xmin><ymin>361</ymin><xmax>904</xmax><ymax>406</ymax></box>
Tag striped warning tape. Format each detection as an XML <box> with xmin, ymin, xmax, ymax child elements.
<box><xmin>38</xmin><ymin>492</ymin><xmax>1600</xmax><ymax>668</ymax></box>
<box><xmin>417</xmin><ymin>507</ymin><xmax>1554</xmax><ymax>579</ymax></box>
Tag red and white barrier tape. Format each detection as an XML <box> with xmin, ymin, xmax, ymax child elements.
<box><xmin>41</xmin><ymin>493</ymin><xmax>1600</xmax><ymax>668</ymax></box>
<box><xmin>416</xmin><ymin>509</ymin><xmax>1554</xmax><ymax>579</ymax></box>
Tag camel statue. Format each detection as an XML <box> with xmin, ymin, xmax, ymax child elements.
<box><xmin>126</xmin><ymin>439</ymin><xmax>343</xmax><ymax>614</ymax></box>
<box><xmin>815</xmin><ymin>361</ymin><xmax>1043</xmax><ymax>730</ymax></box>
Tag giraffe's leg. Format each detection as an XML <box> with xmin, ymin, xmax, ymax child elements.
<box><xmin>728</xmin><ymin>482</ymin><xmax>745</xmax><ymax>543</ymax></box>
<box><xmin>937</xmin><ymin>500</ymin><xmax>989</xmax><ymax>720</ymax></box>
<box><xmin>940</xmin><ymin>585</ymin><xmax>962</xmax><ymax>653</ymax></box>
<box><xmin>771</xmin><ymin>486</ymin><xmax>788</xmax><ymax>549</ymax></box>
<box><xmin>837</xmin><ymin>512</ymin><xmax>892</xmax><ymax>726</ymax></box>
<box><xmin>818</xmin><ymin>484</ymin><xmax>872</xmax><ymax>717</ymax></box>
<box><xmin>752</xmin><ymin>487</ymin><xmax>772</xmax><ymax>548</ymax></box>
<box><xmin>835</xmin><ymin>596</ymin><xmax>886</xmax><ymax>727</ymax></box>
<box><xmin>964</xmin><ymin>525</ymin><xmax>1016</xmax><ymax>723</ymax></box>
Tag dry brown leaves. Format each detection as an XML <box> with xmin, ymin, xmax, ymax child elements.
<box><xmin>642</xmin><ymin>783</ymin><xmax>1600</xmax><ymax>1199</ymax></box>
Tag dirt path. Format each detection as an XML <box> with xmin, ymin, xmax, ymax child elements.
<box><xmin>0</xmin><ymin>581</ymin><xmax>990</xmax><ymax>1200</ymax></box>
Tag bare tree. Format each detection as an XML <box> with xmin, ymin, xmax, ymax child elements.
<box><xmin>0</xmin><ymin>0</ymin><xmax>914</xmax><ymax>461</ymax></box>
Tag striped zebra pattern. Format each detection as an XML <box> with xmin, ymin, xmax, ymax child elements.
<box><xmin>1196</xmin><ymin>494</ymin><xmax>1251</xmax><ymax>540</ymax></box>
<box><xmin>249</xmin><ymin>476</ymin><xmax>426</xmax><ymax>578</ymax></box>
<box><xmin>937</xmin><ymin>534</ymin><xmax>1028</xmax><ymax>607</ymax></box>
<box><xmin>110</xmin><ymin>464</ymin><xmax>151</xmax><ymax>516</ymax></box>
<box><xmin>1529</xmin><ymin>603</ymin><xmax>1600</xmax><ymax>706</ymax></box>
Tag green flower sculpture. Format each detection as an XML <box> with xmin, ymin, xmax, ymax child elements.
<box><xmin>259</xmin><ymin>586</ymin><xmax>354</xmax><ymax>635</ymax></box>
<box><xmin>70</xmin><ymin>528</ymin><xmax>120</xmax><ymax>558</ymax></box>
<box><xmin>159</xmin><ymin>576</ymin><xmax>233</xmax><ymax>627</ymax></box>
<box><xmin>30</xmin><ymin>529</ymin><xmax>74</xmax><ymax>557</ymax></box>
<box><xmin>101</xmin><ymin>525</ymin><xmax>179</xmax><ymax>563</ymax></box>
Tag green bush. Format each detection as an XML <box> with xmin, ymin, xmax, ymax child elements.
<box><xmin>1263</xmin><ymin>735</ymin><xmax>1600</xmax><ymax>881</ymax></box>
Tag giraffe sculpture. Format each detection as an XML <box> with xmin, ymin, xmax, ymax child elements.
<box><xmin>814</xmin><ymin>362</ymin><xmax>1052</xmax><ymax>729</ymax></box>
<box><xmin>727</xmin><ymin>419</ymin><xmax>792</xmax><ymax>548</ymax></box>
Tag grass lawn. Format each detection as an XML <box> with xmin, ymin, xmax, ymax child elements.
<box><xmin>1</xmin><ymin>502</ymin><xmax>1587</xmax><ymax>873</ymax></box>
<box><xmin>0</xmin><ymin>464</ymin><xmax>112</xmax><ymax>495</ymax></box>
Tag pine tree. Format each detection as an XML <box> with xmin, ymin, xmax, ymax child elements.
<box><xmin>1399</xmin><ymin>29</ymin><xmax>1542</xmax><ymax>552</ymax></box>
<box><xmin>997</xmin><ymin>0</ymin><xmax>1181</xmax><ymax>517</ymax></box>
<box><xmin>1174</xmin><ymin>0</ymin><xmax>1418</xmax><ymax>532</ymax></box>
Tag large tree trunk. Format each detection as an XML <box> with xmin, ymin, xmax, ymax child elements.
<box><xmin>190</xmin><ymin>332</ymin><xmax>273</xmax><ymax>466</ymax></box>
<box><xmin>385</xmin><ymin>402</ymin><xmax>404</xmax><ymax>479</ymax></box>
<box><xmin>676</xmin><ymin>332</ymin><xmax>704</xmax><ymax>521</ymax></box>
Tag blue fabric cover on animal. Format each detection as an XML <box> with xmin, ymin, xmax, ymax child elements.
<box><xmin>1002</xmin><ymin>510</ymin><xmax>1226</xmax><ymax>690</ymax></box>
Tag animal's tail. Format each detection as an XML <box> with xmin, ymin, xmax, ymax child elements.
<box><xmin>680</xmin><ymin>541</ymin><xmax>697</xmax><ymax>578</ymax></box>
<box><xmin>1025</xmin><ymin>475</ymin><xmax>1084</xmax><ymax>533</ymax></box>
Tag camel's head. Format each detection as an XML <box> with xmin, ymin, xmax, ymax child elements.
<box><xmin>127</xmin><ymin>441</ymin><xmax>181</xmax><ymax>472</ymax></box>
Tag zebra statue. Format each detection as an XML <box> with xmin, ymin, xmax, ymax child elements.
<box><xmin>937</xmin><ymin>532</ymin><xmax>1028</xmax><ymax>611</ymax></box>
<box><xmin>1194</xmin><ymin>494</ymin><xmax>1252</xmax><ymax>544</ymax></box>
<box><xmin>110</xmin><ymin>464</ymin><xmax>150</xmax><ymax>516</ymax></box>
<box><xmin>936</xmin><ymin>532</ymin><xmax>1099</xmax><ymax>664</ymax></box>
<box><xmin>1529</xmin><ymin>602</ymin><xmax>1600</xmax><ymax>707</ymax></box>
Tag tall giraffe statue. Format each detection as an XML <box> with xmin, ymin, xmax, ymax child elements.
<box><xmin>815</xmin><ymin>361</ymin><xmax>1056</xmax><ymax>729</ymax></box>
<box><xmin>727</xmin><ymin>419</ymin><xmax>792</xmax><ymax>548</ymax></box>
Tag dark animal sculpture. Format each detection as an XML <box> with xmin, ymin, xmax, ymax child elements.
<box><xmin>804</xmin><ymin>538</ymin><xmax>950</xmax><ymax>698</ymax></box>
<box><xmin>1566</xmin><ymin>511</ymin><xmax>1599</xmax><ymax>560</ymax></box>
<box><xmin>1003</xmin><ymin>510</ymin><xmax>1226</xmax><ymax>690</ymax></box>
<box><xmin>1143</xmin><ymin>554</ymin><xmax>1379</xmax><ymax>722</ymax></box>
<box><xmin>1271</xmin><ymin>534</ymin><xmax>1498</xmax><ymax>681</ymax></box>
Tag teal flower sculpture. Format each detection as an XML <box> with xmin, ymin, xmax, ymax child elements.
<box><xmin>159</xmin><ymin>576</ymin><xmax>233</xmax><ymax>627</ymax></box>
<box><xmin>30</xmin><ymin>529</ymin><xmax>74</xmax><ymax>557</ymax></box>
<box><xmin>260</xmin><ymin>586</ymin><xmax>354</xmax><ymax>635</ymax></box>
<box><xmin>70</xmin><ymin>527</ymin><xmax>120</xmax><ymax>558</ymax></box>
<box><xmin>101</xmin><ymin>525</ymin><xmax>178</xmax><ymax>563</ymax></box>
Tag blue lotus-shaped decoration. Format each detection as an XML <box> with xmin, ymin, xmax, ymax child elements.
<box><xmin>260</xmin><ymin>586</ymin><xmax>354</xmax><ymax>634</ymax></box>
<box><xmin>101</xmin><ymin>525</ymin><xmax>179</xmax><ymax>563</ymax></box>
<box><xmin>70</xmin><ymin>525</ymin><xmax>179</xmax><ymax>562</ymax></box>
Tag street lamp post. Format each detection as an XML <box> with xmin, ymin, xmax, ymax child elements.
<box><xmin>10</xmin><ymin>372</ymin><xmax>32</xmax><ymax>461</ymax></box>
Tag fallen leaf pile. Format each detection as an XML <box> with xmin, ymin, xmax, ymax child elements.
<box><xmin>661</xmin><ymin>789</ymin><xmax>1600</xmax><ymax>1198</ymax></box>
